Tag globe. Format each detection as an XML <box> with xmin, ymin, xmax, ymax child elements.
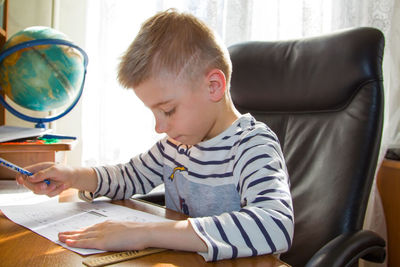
<box><xmin>0</xmin><ymin>26</ymin><xmax>88</xmax><ymax>127</ymax></box>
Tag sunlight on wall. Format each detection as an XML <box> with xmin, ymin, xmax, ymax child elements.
<box><xmin>82</xmin><ymin>1</ymin><xmax>164</xmax><ymax>165</ymax></box>
<box><xmin>251</xmin><ymin>0</ymin><xmax>333</xmax><ymax>40</ymax></box>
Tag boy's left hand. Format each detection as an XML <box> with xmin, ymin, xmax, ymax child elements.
<box><xmin>59</xmin><ymin>219</ymin><xmax>207</xmax><ymax>253</ymax></box>
<box><xmin>58</xmin><ymin>220</ymin><xmax>149</xmax><ymax>251</ymax></box>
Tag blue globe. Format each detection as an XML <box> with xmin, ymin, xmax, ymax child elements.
<box><xmin>0</xmin><ymin>26</ymin><xmax>85</xmax><ymax>112</ymax></box>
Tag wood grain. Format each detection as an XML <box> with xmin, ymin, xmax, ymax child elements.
<box><xmin>377</xmin><ymin>159</ymin><xmax>400</xmax><ymax>267</ymax></box>
<box><xmin>0</xmin><ymin>141</ymin><xmax>76</xmax><ymax>178</ymax></box>
<box><xmin>0</xmin><ymin>189</ymin><xmax>290</xmax><ymax>267</ymax></box>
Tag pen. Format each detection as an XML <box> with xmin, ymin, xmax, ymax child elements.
<box><xmin>42</xmin><ymin>134</ymin><xmax>77</xmax><ymax>140</ymax></box>
<box><xmin>0</xmin><ymin>157</ymin><xmax>50</xmax><ymax>185</ymax></box>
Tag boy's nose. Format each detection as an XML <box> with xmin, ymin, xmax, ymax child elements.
<box><xmin>155</xmin><ymin>117</ymin><xmax>168</xmax><ymax>134</ymax></box>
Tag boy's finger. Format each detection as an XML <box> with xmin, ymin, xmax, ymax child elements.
<box><xmin>65</xmin><ymin>237</ymin><xmax>97</xmax><ymax>248</ymax></box>
<box><xmin>31</xmin><ymin>182</ymin><xmax>52</xmax><ymax>195</ymax></box>
<box><xmin>68</xmin><ymin>234</ymin><xmax>104</xmax><ymax>249</ymax></box>
<box><xmin>23</xmin><ymin>178</ymin><xmax>57</xmax><ymax>195</ymax></box>
<box><xmin>59</xmin><ymin>230</ymin><xmax>84</xmax><ymax>236</ymax></box>
<box><xmin>28</xmin><ymin>167</ymin><xmax>59</xmax><ymax>183</ymax></box>
<box><xmin>15</xmin><ymin>174</ymin><xmax>24</xmax><ymax>185</ymax></box>
<box><xmin>24</xmin><ymin>162</ymin><xmax>55</xmax><ymax>173</ymax></box>
<box><xmin>28</xmin><ymin>172</ymin><xmax>48</xmax><ymax>183</ymax></box>
<box><xmin>21</xmin><ymin>181</ymin><xmax>44</xmax><ymax>194</ymax></box>
<box><xmin>47</xmin><ymin>184</ymin><xmax>66</xmax><ymax>197</ymax></box>
<box><xmin>18</xmin><ymin>176</ymin><xmax>38</xmax><ymax>191</ymax></box>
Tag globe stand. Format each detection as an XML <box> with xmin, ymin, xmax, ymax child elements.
<box><xmin>0</xmin><ymin>38</ymin><xmax>88</xmax><ymax>129</ymax></box>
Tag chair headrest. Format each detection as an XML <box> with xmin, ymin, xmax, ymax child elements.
<box><xmin>228</xmin><ymin>27</ymin><xmax>384</xmax><ymax>113</ymax></box>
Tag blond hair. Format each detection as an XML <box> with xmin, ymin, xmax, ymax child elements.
<box><xmin>118</xmin><ymin>9</ymin><xmax>232</xmax><ymax>89</ymax></box>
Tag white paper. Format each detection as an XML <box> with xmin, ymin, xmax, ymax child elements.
<box><xmin>1</xmin><ymin>200</ymin><xmax>171</xmax><ymax>255</ymax></box>
<box><xmin>0</xmin><ymin>125</ymin><xmax>52</xmax><ymax>142</ymax></box>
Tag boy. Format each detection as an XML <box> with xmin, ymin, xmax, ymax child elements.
<box><xmin>16</xmin><ymin>9</ymin><xmax>293</xmax><ymax>261</ymax></box>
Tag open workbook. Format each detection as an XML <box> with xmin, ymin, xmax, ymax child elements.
<box><xmin>1</xmin><ymin>199</ymin><xmax>171</xmax><ymax>255</ymax></box>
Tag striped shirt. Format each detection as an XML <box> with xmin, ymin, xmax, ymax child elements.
<box><xmin>92</xmin><ymin>113</ymin><xmax>294</xmax><ymax>261</ymax></box>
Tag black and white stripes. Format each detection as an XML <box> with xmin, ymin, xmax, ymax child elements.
<box><xmin>91</xmin><ymin>114</ymin><xmax>293</xmax><ymax>261</ymax></box>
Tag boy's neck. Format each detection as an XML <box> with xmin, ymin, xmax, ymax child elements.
<box><xmin>203</xmin><ymin>99</ymin><xmax>241</xmax><ymax>142</ymax></box>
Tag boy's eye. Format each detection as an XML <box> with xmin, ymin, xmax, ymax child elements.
<box><xmin>164</xmin><ymin>107</ymin><xmax>176</xmax><ymax>117</ymax></box>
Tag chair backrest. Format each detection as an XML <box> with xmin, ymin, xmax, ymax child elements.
<box><xmin>228</xmin><ymin>27</ymin><xmax>384</xmax><ymax>266</ymax></box>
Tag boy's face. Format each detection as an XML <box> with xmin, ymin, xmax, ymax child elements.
<box><xmin>133</xmin><ymin>72</ymin><xmax>219</xmax><ymax>145</ymax></box>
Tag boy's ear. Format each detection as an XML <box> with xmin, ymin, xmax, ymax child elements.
<box><xmin>206</xmin><ymin>69</ymin><xmax>226</xmax><ymax>102</ymax></box>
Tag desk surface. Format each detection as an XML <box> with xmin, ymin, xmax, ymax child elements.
<box><xmin>0</xmin><ymin>189</ymin><xmax>289</xmax><ymax>267</ymax></box>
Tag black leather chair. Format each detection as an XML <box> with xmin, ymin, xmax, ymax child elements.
<box><xmin>228</xmin><ymin>27</ymin><xmax>386</xmax><ymax>266</ymax></box>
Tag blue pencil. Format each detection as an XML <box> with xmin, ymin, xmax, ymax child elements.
<box><xmin>0</xmin><ymin>157</ymin><xmax>50</xmax><ymax>185</ymax></box>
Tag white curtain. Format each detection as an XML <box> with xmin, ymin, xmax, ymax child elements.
<box><xmin>81</xmin><ymin>1</ymin><xmax>398</xmax><ymax>265</ymax></box>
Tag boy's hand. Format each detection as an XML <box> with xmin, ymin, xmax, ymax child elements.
<box><xmin>58</xmin><ymin>221</ymin><xmax>149</xmax><ymax>251</ymax></box>
<box><xmin>16</xmin><ymin>162</ymin><xmax>75</xmax><ymax>197</ymax></box>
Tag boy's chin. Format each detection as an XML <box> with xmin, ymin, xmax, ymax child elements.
<box><xmin>168</xmin><ymin>136</ymin><xmax>198</xmax><ymax>146</ymax></box>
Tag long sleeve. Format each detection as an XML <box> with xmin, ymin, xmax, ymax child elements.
<box><xmin>188</xmin><ymin>125</ymin><xmax>294</xmax><ymax>261</ymax></box>
<box><xmin>92</xmin><ymin>141</ymin><xmax>165</xmax><ymax>199</ymax></box>
<box><xmin>83</xmin><ymin>114</ymin><xmax>294</xmax><ymax>262</ymax></box>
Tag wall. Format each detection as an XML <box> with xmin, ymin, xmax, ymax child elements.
<box><xmin>6</xmin><ymin>0</ymin><xmax>88</xmax><ymax>166</ymax></box>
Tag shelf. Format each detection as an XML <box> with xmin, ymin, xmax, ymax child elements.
<box><xmin>0</xmin><ymin>140</ymin><xmax>76</xmax><ymax>152</ymax></box>
<box><xmin>0</xmin><ymin>140</ymin><xmax>76</xmax><ymax>179</ymax></box>
<box><xmin>377</xmin><ymin>159</ymin><xmax>400</xmax><ymax>267</ymax></box>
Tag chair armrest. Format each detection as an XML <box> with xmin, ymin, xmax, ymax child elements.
<box><xmin>306</xmin><ymin>230</ymin><xmax>386</xmax><ymax>267</ymax></box>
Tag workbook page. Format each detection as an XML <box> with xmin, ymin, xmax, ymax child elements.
<box><xmin>1</xmin><ymin>200</ymin><xmax>171</xmax><ymax>255</ymax></box>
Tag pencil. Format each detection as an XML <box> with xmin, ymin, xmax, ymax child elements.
<box><xmin>0</xmin><ymin>157</ymin><xmax>50</xmax><ymax>185</ymax></box>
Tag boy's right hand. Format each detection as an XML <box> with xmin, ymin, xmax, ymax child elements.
<box><xmin>16</xmin><ymin>162</ymin><xmax>76</xmax><ymax>197</ymax></box>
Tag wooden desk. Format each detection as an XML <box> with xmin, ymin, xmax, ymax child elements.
<box><xmin>377</xmin><ymin>159</ymin><xmax>400</xmax><ymax>267</ymax></box>
<box><xmin>0</xmin><ymin>189</ymin><xmax>289</xmax><ymax>267</ymax></box>
<box><xmin>0</xmin><ymin>140</ymin><xmax>76</xmax><ymax>179</ymax></box>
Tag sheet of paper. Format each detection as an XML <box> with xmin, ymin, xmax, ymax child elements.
<box><xmin>1</xmin><ymin>200</ymin><xmax>171</xmax><ymax>255</ymax></box>
<box><xmin>0</xmin><ymin>125</ymin><xmax>52</xmax><ymax>142</ymax></box>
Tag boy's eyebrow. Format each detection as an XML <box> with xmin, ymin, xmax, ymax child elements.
<box><xmin>151</xmin><ymin>99</ymin><xmax>173</xmax><ymax>109</ymax></box>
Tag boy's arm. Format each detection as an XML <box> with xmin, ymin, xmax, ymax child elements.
<box><xmin>60</xmin><ymin>163</ymin><xmax>292</xmax><ymax>261</ymax></box>
<box><xmin>25</xmin><ymin>139</ymin><xmax>164</xmax><ymax>199</ymax></box>
<box><xmin>147</xmin><ymin>220</ymin><xmax>207</xmax><ymax>252</ymax></box>
<box><xmin>58</xmin><ymin>219</ymin><xmax>207</xmax><ymax>253</ymax></box>
<box><xmin>90</xmin><ymin>141</ymin><xmax>165</xmax><ymax>200</ymax></box>
<box><xmin>71</xmin><ymin>167</ymin><xmax>98</xmax><ymax>192</ymax></box>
